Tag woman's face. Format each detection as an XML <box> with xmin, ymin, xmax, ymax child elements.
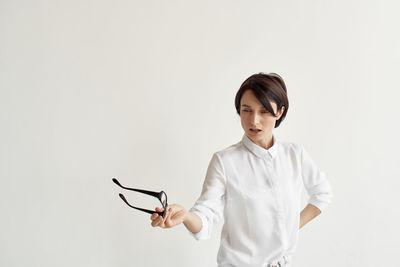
<box><xmin>239</xmin><ymin>90</ymin><xmax>284</xmax><ymax>147</ymax></box>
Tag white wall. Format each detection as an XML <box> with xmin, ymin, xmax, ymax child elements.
<box><xmin>1</xmin><ymin>1</ymin><xmax>399</xmax><ymax>266</ymax></box>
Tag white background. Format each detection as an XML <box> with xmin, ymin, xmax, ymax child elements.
<box><xmin>1</xmin><ymin>1</ymin><xmax>399</xmax><ymax>266</ymax></box>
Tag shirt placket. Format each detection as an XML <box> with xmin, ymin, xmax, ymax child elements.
<box><xmin>264</xmin><ymin>154</ymin><xmax>287</xmax><ymax>248</ymax></box>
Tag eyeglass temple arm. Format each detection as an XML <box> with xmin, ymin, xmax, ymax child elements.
<box><xmin>119</xmin><ymin>194</ymin><xmax>166</xmax><ymax>218</ymax></box>
<box><xmin>112</xmin><ymin>178</ymin><xmax>159</xmax><ymax>198</ymax></box>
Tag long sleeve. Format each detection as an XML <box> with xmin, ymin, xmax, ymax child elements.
<box><xmin>189</xmin><ymin>152</ymin><xmax>226</xmax><ymax>240</ymax></box>
<box><xmin>300</xmin><ymin>145</ymin><xmax>333</xmax><ymax>212</ymax></box>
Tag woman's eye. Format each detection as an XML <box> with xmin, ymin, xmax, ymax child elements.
<box><xmin>243</xmin><ymin>110</ymin><xmax>250</xmax><ymax>112</ymax></box>
<box><xmin>261</xmin><ymin>111</ymin><xmax>269</xmax><ymax>113</ymax></box>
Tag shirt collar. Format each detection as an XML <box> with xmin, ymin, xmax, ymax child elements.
<box><xmin>242</xmin><ymin>133</ymin><xmax>278</xmax><ymax>159</ymax></box>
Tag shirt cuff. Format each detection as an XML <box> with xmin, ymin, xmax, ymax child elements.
<box><xmin>188</xmin><ymin>210</ymin><xmax>210</xmax><ymax>240</ymax></box>
<box><xmin>308</xmin><ymin>190</ymin><xmax>333</xmax><ymax>213</ymax></box>
<box><xmin>308</xmin><ymin>198</ymin><xmax>329</xmax><ymax>213</ymax></box>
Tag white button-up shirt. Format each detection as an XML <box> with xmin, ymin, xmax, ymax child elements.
<box><xmin>189</xmin><ymin>134</ymin><xmax>333</xmax><ymax>267</ymax></box>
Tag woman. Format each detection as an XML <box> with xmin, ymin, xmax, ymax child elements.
<box><xmin>150</xmin><ymin>73</ymin><xmax>333</xmax><ymax>267</ymax></box>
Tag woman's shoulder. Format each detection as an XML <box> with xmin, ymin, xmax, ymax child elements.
<box><xmin>212</xmin><ymin>139</ymin><xmax>244</xmax><ymax>158</ymax></box>
<box><xmin>277</xmin><ymin>138</ymin><xmax>303</xmax><ymax>152</ymax></box>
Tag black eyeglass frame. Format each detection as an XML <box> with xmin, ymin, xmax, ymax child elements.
<box><xmin>112</xmin><ymin>178</ymin><xmax>168</xmax><ymax>218</ymax></box>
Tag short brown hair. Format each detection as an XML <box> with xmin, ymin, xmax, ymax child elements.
<box><xmin>234</xmin><ymin>72</ymin><xmax>289</xmax><ymax>128</ymax></box>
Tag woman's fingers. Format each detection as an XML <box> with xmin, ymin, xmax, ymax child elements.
<box><xmin>155</xmin><ymin>207</ymin><xmax>164</xmax><ymax>212</ymax></box>
<box><xmin>151</xmin><ymin>206</ymin><xmax>170</xmax><ymax>228</ymax></box>
<box><xmin>150</xmin><ymin>214</ymin><xmax>158</xmax><ymax>227</ymax></box>
<box><xmin>162</xmin><ymin>206</ymin><xmax>173</xmax><ymax>228</ymax></box>
<box><xmin>152</xmin><ymin>214</ymin><xmax>164</xmax><ymax>227</ymax></box>
<box><xmin>151</xmin><ymin>207</ymin><xmax>161</xmax><ymax>227</ymax></box>
<box><xmin>164</xmin><ymin>207</ymin><xmax>173</xmax><ymax>227</ymax></box>
<box><xmin>151</xmin><ymin>205</ymin><xmax>186</xmax><ymax>229</ymax></box>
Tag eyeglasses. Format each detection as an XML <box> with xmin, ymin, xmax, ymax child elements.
<box><xmin>112</xmin><ymin>177</ymin><xmax>168</xmax><ymax>218</ymax></box>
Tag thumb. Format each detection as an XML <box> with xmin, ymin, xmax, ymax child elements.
<box><xmin>155</xmin><ymin>207</ymin><xmax>164</xmax><ymax>212</ymax></box>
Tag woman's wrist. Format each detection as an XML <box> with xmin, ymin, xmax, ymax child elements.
<box><xmin>183</xmin><ymin>210</ymin><xmax>192</xmax><ymax>224</ymax></box>
<box><xmin>183</xmin><ymin>211</ymin><xmax>202</xmax><ymax>234</ymax></box>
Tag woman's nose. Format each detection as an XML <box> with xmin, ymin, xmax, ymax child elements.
<box><xmin>250</xmin><ymin>112</ymin><xmax>261</xmax><ymax>124</ymax></box>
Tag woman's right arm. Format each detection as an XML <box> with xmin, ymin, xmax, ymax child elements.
<box><xmin>151</xmin><ymin>152</ymin><xmax>225</xmax><ymax>238</ymax></box>
<box><xmin>150</xmin><ymin>204</ymin><xmax>202</xmax><ymax>234</ymax></box>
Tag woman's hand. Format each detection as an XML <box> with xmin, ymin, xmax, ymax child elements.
<box><xmin>150</xmin><ymin>203</ymin><xmax>188</xmax><ymax>229</ymax></box>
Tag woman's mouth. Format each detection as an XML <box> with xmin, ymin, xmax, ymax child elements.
<box><xmin>250</xmin><ymin>129</ymin><xmax>262</xmax><ymax>134</ymax></box>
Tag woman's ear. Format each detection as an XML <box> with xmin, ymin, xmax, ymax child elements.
<box><xmin>276</xmin><ymin>106</ymin><xmax>285</xmax><ymax>120</ymax></box>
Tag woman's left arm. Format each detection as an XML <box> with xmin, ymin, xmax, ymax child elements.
<box><xmin>299</xmin><ymin>203</ymin><xmax>321</xmax><ymax>229</ymax></box>
<box><xmin>299</xmin><ymin>144</ymin><xmax>333</xmax><ymax>218</ymax></box>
